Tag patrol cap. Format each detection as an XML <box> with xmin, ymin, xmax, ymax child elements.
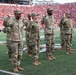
<box><xmin>66</xmin><ymin>12</ymin><xmax>71</xmax><ymax>15</ymax></box>
<box><xmin>31</xmin><ymin>13</ymin><xmax>39</xmax><ymax>17</ymax></box>
<box><xmin>14</xmin><ymin>10</ymin><xmax>22</xmax><ymax>14</ymax></box>
<box><xmin>47</xmin><ymin>8</ymin><xmax>53</xmax><ymax>11</ymax></box>
<box><xmin>27</xmin><ymin>14</ymin><xmax>31</xmax><ymax>17</ymax></box>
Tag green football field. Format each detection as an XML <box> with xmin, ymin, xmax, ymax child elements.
<box><xmin>0</xmin><ymin>28</ymin><xmax>76</xmax><ymax>75</ymax></box>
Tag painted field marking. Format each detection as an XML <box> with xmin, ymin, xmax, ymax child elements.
<box><xmin>0</xmin><ymin>69</ymin><xmax>22</xmax><ymax>75</ymax></box>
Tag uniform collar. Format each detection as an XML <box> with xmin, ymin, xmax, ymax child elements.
<box><xmin>13</xmin><ymin>16</ymin><xmax>22</xmax><ymax>21</ymax></box>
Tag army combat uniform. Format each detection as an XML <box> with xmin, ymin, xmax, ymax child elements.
<box><xmin>24</xmin><ymin>19</ymin><xmax>32</xmax><ymax>56</ymax></box>
<box><xmin>58</xmin><ymin>17</ymin><xmax>65</xmax><ymax>49</ymax></box>
<box><xmin>3</xmin><ymin>16</ymin><xmax>13</xmax><ymax>61</ymax></box>
<box><xmin>61</xmin><ymin>14</ymin><xmax>73</xmax><ymax>54</ymax></box>
<box><xmin>41</xmin><ymin>8</ymin><xmax>56</xmax><ymax>60</ymax></box>
<box><xmin>30</xmin><ymin>13</ymin><xmax>41</xmax><ymax>65</ymax></box>
<box><xmin>8</xmin><ymin>10</ymin><xmax>24</xmax><ymax>72</ymax></box>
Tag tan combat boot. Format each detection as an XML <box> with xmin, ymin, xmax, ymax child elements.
<box><xmin>61</xmin><ymin>46</ymin><xmax>65</xmax><ymax>50</ymax></box>
<box><xmin>47</xmin><ymin>55</ymin><xmax>56</xmax><ymax>60</ymax></box>
<box><xmin>51</xmin><ymin>56</ymin><xmax>56</xmax><ymax>59</ymax></box>
<box><xmin>69</xmin><ymin>51</ymin><xmax>74</xmax><ymax>54</ymax></box>
<box><xmin>28</xmin><ymin>51</ymin><xmax>32</xmax><ymax>57</ymax></box>
<box><xmin>47</xmin><ymin>55</ymin><xmax>53</xmax><ymax>60</ymax></box>
<box><xmin>28</xmin><ymin>53</ymin><xmax>32</xmax><ymax>57</ymax></box>
<box><xmin>67</xmin><ymin>51</ymin><xmax>74</xmax><ymax>54</ymax></box>
<box><xmin>66</xmin><ymin>51</ymin><xmax>70</xmax><ymax>54</ymax></box>
<box><xmin>33</xmin><ymin>60</ymin><xmax>41</xmax><ymax>66</ymax></box>
<box><xmin>8</xmin><ymin>52</ymin><xmax>12</xmax><ymax>61</ymax></box>
<box><xmin>17</xmin><ymin>66</ymin><xmax>24</xmax><ymax>71</ymax></box>
<box><xmin>8</xmin><ymin>55</ymin><xmax>12</xmax><ymax>61</ymax></box>
<box><xmin>13</xmin><ymin>65</ymin><xmax>19</xmax><ymax>72</ymax></box>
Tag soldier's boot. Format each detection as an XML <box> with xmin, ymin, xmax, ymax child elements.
<box><xmin>47</xmin><ymin>55</ymin><xmax>56</xmax><ymax>60</ymax></box>
<box><xmin>47</xmin><ymin>55</ymin><xmax>53</xmax><ymax>60</ymax></box>
<box><xmin>69</xmin><ymin>51</ymin><xmax>74</xmax><ymax>54</ymax></box>
<box><xmin>33</xmin><ymin>60</ymin><xmax>41</xmax><ymax>65</ymax></box>
<box><xmin>66</xmin><ymin>50</ymin><xmax>74</xmax><ymax>54</ymax></box>
<box><xmin>13</xmin><ymin>65</ymin><xmax>19</xmax><ymax>72</ymax></box>
<box><xmin>8</xmin><ymin>55</ymin><xmax>12</xmax><ymax>61</ymax></box>
<box><xmin>28</xmin><ymin>51</ymin><xmax>32</xmax><ymax>57</ymax></box>
<box><xmin>51</xmin><ymin>55</ymin><xmax>56</xmax><ymax>59</ymax></box>
<box><xmin>37</xmin><ymin>61</ymin><xmax>41</xmax><ymax>65</ymax></box>
<box><xmin>17</xmin><ymin>66</ymin><xmax>24</xmax><ymax>71</ymax></box>
<box><xmin>28</xmin><ymin>54</ymin><xmax>32</xmax><ymax>57</ymax></box>
<box><xmin>61</xmin><ymin>45</ymin><xmax>65</xmax><ymax>50</ymax></box>
<box><xmin>8</xmin><ymin>51</ymin><xmax>13</xmax><ymax>61</ymax></box>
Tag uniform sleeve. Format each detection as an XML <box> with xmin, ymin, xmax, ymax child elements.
<box><xmin>70</xmin><ymin>19</ymin><xmax>74</xmax><ymax>33</ymax></box>
<box><xmin>41</xmin><ymin>16</ymin><xmax>45</xmax><ymax>24</ymax></box>
<box><xmin>3</xmin><ymin>16</ymin><xmax>12</xmax><ymax>27</ymax></box>
<box><xmin>3</xmin><ymin>17</ymin><xmax>11</xmax><ymax>33</ymax></box>
<box><xmin>23</xmin><ymin>20</ymin><xmax>29</xmax><ymax>28</ymax></box>
<box><xmin>3</xmin><ymin>17</ymin><xmax>8</xmax><ymax>33</ymax></box>
<box><xmin>52</xmin><ymin>16</ymin><xmax>55</xmax><ymax>26</ymax></box>
<box><xmin>58</xmin><ymin>18</ymin><xmax>64</xmax><ymax>27</ymax></box>
<box><xmin>3</xmin><ymin>17</ymin><xmax>8</xmax><ymax>27</ymax></box>
<box><xmin>58</xmin><ymin>19</ymin><xmax>62</xmax><ymax>27</ymax></box>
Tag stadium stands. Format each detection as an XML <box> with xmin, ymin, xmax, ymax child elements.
<box><xmin>0</xmin><ymin>2</ymin><xmax>76</xmax><ymax>29</ymax></box>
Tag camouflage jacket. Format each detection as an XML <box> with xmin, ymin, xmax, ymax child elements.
<box><xmin>60</xmin><ymin>17</ymin><xmax>73</xmax><ymax>34</ymax></box>
<box><xmin>58</xmin><ymin>17</ymin><xmax>64</xmax><ymax>33</ymax></box>
<box><xmin>24</xmin><ymin>20</ymin><xmax>32</xmax><ymax>37</ymax></box>
<box><xmin>3</xmin><ymin>16</ymin><xmax>12</xmax><ymax>41</ymax></box>
<box><xmin>8</xmin><ymin>17</ymin><xmax>24</xmax><ymax>42</ymax></box>
<box><xmin>30</xmin><ymin>20</ymin><xmax>40</xmax><ymax>41</ymax></box>
<box><xmin>41</xmin><ymin>15</ymin><xmax>55</xmax><ymax>34</ymax></box>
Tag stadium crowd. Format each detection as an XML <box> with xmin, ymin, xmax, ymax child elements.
<box><xmin>0</xmin><ymin>2</ymin><xmax>76</xmax><ymax>29</ymax></box>
<box><xmin>0</xmin><ymin>1</ymin><xmax>75</xmax><ymax>72</ymax></box>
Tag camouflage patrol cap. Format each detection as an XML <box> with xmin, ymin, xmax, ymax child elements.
<box><xmin>14</xmin><ymin>10</ymin><xmax>22</xmax><ymax>14</ymax></box>
<box><xmin>27</xmin><ymin>14</ymin><xmax>31</xmax><ymax>17</ymax></box>
<box><xmin>31</xmin><ymin>13</ymin><xmax>39</xmax><ymax>17</ymax></box>
<box><xmin>47</xmin><ymin>8</ymin><xmax>53</xmax><ymax>11</ymax></box>
<box><xmin>66</xmin><ymin>12</ymin><xmax>71</xmax><ymax>15</ymax></box>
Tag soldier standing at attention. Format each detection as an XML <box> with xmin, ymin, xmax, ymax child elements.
<box><xmin>24</xmin><ymin>14</ymin><xmax>32</xmax><ymax>57</ymax></box>
<box><xmin>41</xmin><ymin>8</ymin><xmax>56</xmax><ymax>60</ymax></box>
<box><xmin>60</xmin><ymin>12</ymin><xmax>74</xmax><ymax>54</ymax></box>
<box><xmin>58</xmin><ymin>16</ymin><xmax>65</xmax><ymax>49</ymax></box>
<box><xmin>8</xmin><ymin>10</ymin><xmax>24</xmax><ymax>72</ymax></box>
<box><xmin>3</xmin><ymin>14</ymin><xmax>13</xmax><ymax>61</ymax></box>
<box><xmin>30</xmin><ymin>13</ymin><xmax>41</xmax><ymax>65</ymax></box>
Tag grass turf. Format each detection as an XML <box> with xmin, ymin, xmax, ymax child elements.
<box><xmin>0</xmin><ymin>28</ymin><xmax>76</xmax><ymax>75</ymax></box>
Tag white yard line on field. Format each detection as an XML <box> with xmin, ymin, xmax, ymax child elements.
<box><xmin>0</xmin><ymin>69</ymin><xmax>22</xmax><ymax>75</ymax></box>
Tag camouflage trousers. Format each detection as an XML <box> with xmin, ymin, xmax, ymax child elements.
<box><xmin>11</xmin><ymin>41</ymin><xmax>23</xmax><ymax>66</ymax></box>
<box><xmin>29</xmin><ymin>39</ymin><xmax>40</xmax><ymax>61</ymax></box>
<box><xmin>45</xmin><ymin>34</ymin><xmax>55</xmax><ymax>56</ymax></box>
<box><xmin>64</xmin><ymin>34</ymin><xmax>72</xmax><ymax>51</ymax></box>
<box><xmin>70</xmin><ymin>34</ymin><xmax>72</xmax><ymax>46</ymax></box>
<box><xmin>26</xmin><ymin>36</ymin><xmax>32</xmax><ymax>54</ymax></box>
<box><xmin>60</xmin><ymin>32</ymin><xmax>65</xmax><ymax>47</ymax></box>
<box><xmin>6</xmin><ymin>40</ymin><xmax>13</xmax><ymax>57</ymax></box>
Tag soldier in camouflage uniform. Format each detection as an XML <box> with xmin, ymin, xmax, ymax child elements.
<box><xmin>3</xmin><ymin>14</ymin><xmax>13</xmax><ymax>61</ymax></box>
<box><xmin>41</xmin><ymin>8</ymin><xmax>56</xmax><ymax>60</ymax></box>
<box><xmin>60</xmin><ymin>12</ymin><xmax>74</xmax><ymax>54</ymax></box>
<box><xmin>58</xmin><ymin>16</ymin><xmax>65</xmax><ymax>49</ymax></box>
<box><xmin>30</xmin><ymin>13</ymin><xmax>41</xmax><ymax>65</ymax></box>
<box><xmin>8</xmin><ymin>10</ymin><xmax>24</xmax><ymax>72</ymax></box>
<box><xmin>24</xmin><ymin>14</ymin><xmax>32</xmax><ymax>57</ymax></box>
